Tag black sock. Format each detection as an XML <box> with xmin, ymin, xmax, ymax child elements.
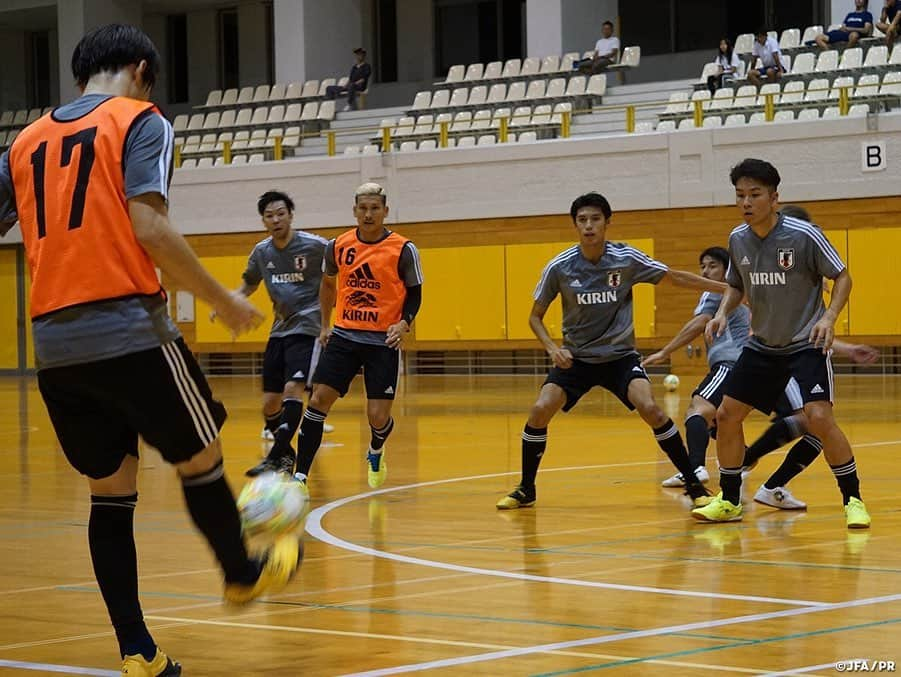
<box><xmin>274</xmin><ymin>398</ymin><xmax>303</xmax><ymax>445</ymax></box>
<box><xmin>684</xmin><ymin>414</ymin><xmax>710</xmax><ymax>470</ymax></box>
<box><xmin>764</xmin><ymin>435</ymin><xmax>822</xmax><ymax>489</ymax></box>
<box><xmin>744</xmin><ymin>414</ymin><xmax>804</xmax><ymax>466</ymax></box>
<box><xmin>654</xmin><ymin>419</ymin><xmax>696</xmax><ymax>481</ymax></box>
<box><xmin>295</xmin><ymin>407</ymin><xmax>327</xmax><ymax>477</ymax></box>
<box><xmin>370</xmin><ymin>417</ymin><xmax>394</xmax><ymax>451</ymax></box>
<box><xmin>264</xmin><ymin>409</ymin><xmax>283</xmax><ymax>434</ymax></box>
<box><xmin>181</xmin><ymin>461</ymin><xmax>256</xmax><ymax>584</ymax></box>
<box><xmin>830</xmin><ymin>457</ymin><xmax>862</xmax><ymax>504</ymax></box>
<box><xmin>521</xmin><ymin>424</ymin><xmax>547</xmax><ymax>488</ymax></box>
<box><xmin>89</xmin><ymin>493</ymin><xmax>155</xmax><ymax>660</ymax></box>
<box><xmin>719</xmin><ymin>467</ymin><xmax>743</xmax><ymax>505</ymax></box>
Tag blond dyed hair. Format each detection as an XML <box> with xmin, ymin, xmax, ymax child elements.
<box><xmin>354</xmin><ymin>182</ymin><xmax>387</xmax><ymax>204</ymax></box>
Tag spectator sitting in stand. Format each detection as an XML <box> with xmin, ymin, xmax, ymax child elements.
<box><xmin>748</xmin><ymin>28</ymin><xmax>785</xmax><ymax>86</ymax></box>
<box><xmin>325</xmin><ymin>47</ymin><xmax>371</xmax><ymax>111</ymax></box>
<box><xmin>814</xmin><ymin>0</ymin><xmax>873</xmax><ymax>49</ymax></box>
<box><xmin>578</xmin><ymin>21</ymin><xmax>620</xmax><ymax>74</ymax></box>
<box><xmin>708</xmin><ymin>38</ymin><xmax>742</xmax><ymax>93</ymax></box>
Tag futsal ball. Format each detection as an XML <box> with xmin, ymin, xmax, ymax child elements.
<box><xmin>663</xmin><ymin>374</ymin><xmax>680</xmax><ymax>392</ymax></box>
<box><xmin>237</xmin><ymin>472</ymin><xmax>308</xmax><ymax>537</ymax></box>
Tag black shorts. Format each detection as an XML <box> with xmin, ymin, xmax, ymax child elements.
<box><xmin>262</xmin><ymin>333</ymin><xmax>318</xmax><ymax>393</ymax></box>
<box><xmin>312</xmin><ymin>333</ymin><xmax>400</xmax><ymax>400</ymax></box>
<box><xmin>723</xmin><ymin>347</ymin><xmax>832</xmax><ymax>414</ymax></box>
<box><xmin>692</xmin><ymin>362</ymin><xmax>733</xmax><ymax>408</ymax></box>
<box><xmin>544</xmin><ymin>353</ymin><xmax>650</xmax><ymax>412</ymax></box>
<box><xmin>772</xmin><ymin>377</ymin><xmax>805</xmax><ymax>418</ymax></box>
<box><xmin>37</xmin><ymin>339</ymin><xmax>227</xmax><ymax>480</ymax></box>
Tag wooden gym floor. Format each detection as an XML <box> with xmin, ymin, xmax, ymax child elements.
<box><xmin>1</xmin><ymin>372</ymin><xmax>901</xmax><ymax>676</ymax></box>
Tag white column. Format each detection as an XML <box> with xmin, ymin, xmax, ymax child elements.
<box><xmin>526</xmin><ymin>0</ymin><xmax>563</xmax><ymax>58</ymax></box>
<box><xmin>274</xmin><ymin>0</ymin><xmax>305</xmax><ymax>85</ymax></box>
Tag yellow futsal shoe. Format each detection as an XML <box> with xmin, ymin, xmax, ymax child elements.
<box><xmin>224</xmin><ymin>535</ymin><xmax>302</xmax><ymax>605</ymax></box>
<box><xmin>691</xmin><ymin>493</ymin><xmax>743</xmax><ymax>523</ymax></box>
<box><xmin>844</xmin><ymin>497</ymin><xmax>871</xmax><ymax>529</ymax></box>
<box><xmin>367</xmin><ymin>449</ymin><xmax>387</xmax><ymax>488</ymax></box>
<box><xmin>121</xmin><ymin>648</ymin><xmax>181</xmax><ymax>676</ymax></box>
<box><xmin>496</xmin><ymin>484</ymin><xmax>536</xmax><ymax>510</ymax></box>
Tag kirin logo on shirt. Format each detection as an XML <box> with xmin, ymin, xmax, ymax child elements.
<box><xmin>777</xmin><ymin>248</ymin><xmax>794</xmax><ymax>270</ymax></box>
<box><xmin>607</xmin><ymin>270</ymin><xmax>622</xmax><ymax>288</ymax></box>
<box><xmin>294</xmin><ymin>255</ymin><xmax>306</xmax><ymax>271</ymax></box>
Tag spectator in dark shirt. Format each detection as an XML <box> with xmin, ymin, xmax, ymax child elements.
<box><xmin>325</xmin><ymin>47</ymin><xmax>372</xmax><ymax>111</ymax></box>
<box><xmin>814</xmin><ymin>0</ymin><xmax>873</xmax><ymax>48</ymax></box>
<box><xmin>877</xmin><ymin>0</ymin><xmax>901</xmax><ymax>47</ymax></box>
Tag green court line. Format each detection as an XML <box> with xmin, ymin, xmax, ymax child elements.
<box><xmin>55</xmin><ymin>585</ymin><xmax>752</xmax><ymax>642</ymax></box>
<box><xmin>531</xmin><ymin>615</ymin><xmax>901</xmax><ymax>676</ymax></box>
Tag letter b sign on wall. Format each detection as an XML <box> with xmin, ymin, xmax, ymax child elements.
<box><xmin>861</xmin><ymin>141</ymin><xmax>886</xmax><ymax>172</ymax></box>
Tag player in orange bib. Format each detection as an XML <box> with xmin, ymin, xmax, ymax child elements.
<box><xmin>274</xmin><ymin>182</ymin><xmax>423</xmax><ymax>489</ymax></box>
<box><xmin>0</xmin><ymin>24</ymin><xmax>299</xmax><ymax>675</ymax></box>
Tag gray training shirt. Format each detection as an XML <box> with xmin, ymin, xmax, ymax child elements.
<box><xmin>323</xmin><ymin>234</ymin><xmax>424</xmax><ymax>346</ymax></box>
<box><xmin>0</xmin><ymin>94</ymin><xmax>179</xmax><ymax>369</ymax></box>
<box><xmin>535</xmin><ymin>242</ymin><xmax>668</xmax><ymax>363</ymax></box>
<box><xmin>726</xmin><ymin>214</ymin><xmax>845</xmax><ymax>356</ymax></box>
<box><xmin>243</xmin><ymin>231</ymin><xmax>327</xmax><ymax>337</ymax></box>
<box><xmin>693</xmin><ymin>292</ymin><xmax>751</xmax><ymax>367</ymax></box>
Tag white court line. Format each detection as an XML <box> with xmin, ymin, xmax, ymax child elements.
<box><xmin>339</xmin><ymin>593</ymin><xmax>901</xmax><ymax>676</ymax></box>
<box><xmin>761</xmin><ymin>660</ymin><xmax>852</xmax><ymax>675</ymax></box>
<box><xmin>0</xmin><ymin>658</ymin><xmax>118</xmax><ymax>675</ymax></box>
<box><xmin>305</xmin><ymin>464</ymin><xmax>826</xmax><ymax>607</ymax></box>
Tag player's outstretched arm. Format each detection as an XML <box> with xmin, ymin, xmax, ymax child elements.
<box><xmin>642</xmin><ymin>314</ymin><xmax>710</xmax><ymax>366</ymax></box>
<box><xmin>831</xmin><ymin>339</ymin><xmax>879</xmax><ymax>364</ymax></box>
<box><xmin>659</xmin><ymin>269</ymin><xmax>728</xmax><ymax>294</ymax></box>
<box><xmin>705</xmin><ymin>285</ymin><xmax>743</xmax><ymax>342</ymax></box>
<box><xmin>318</xmin><ymin>273</ymin><xmax>337</xmax><ymax>345</ymax></box>
<box><xmin>529</xmin><ymin>301</ymin><xmax>572</xmax><ymax>369</ymax></box>
<box><xmin>129</xmin><ymin>193</ymin><xmax>262</xmax><ymax>335</ymax></box>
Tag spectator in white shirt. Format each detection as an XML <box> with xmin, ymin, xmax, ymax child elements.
<box><xmin>579</xmin><ymin>21</ymin><xmax>620</xmax><ymax>74</ymax></box>
<box><xmin>748</xmin><ymin>29</ymin><xmax>784</xmax><ymax>86</ymax></box>
<box><xmin>708</xmin><ymin>38</ymin><xmax>742</xmax><ymax>93</ymax></box>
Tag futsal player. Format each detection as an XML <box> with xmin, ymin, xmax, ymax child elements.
<box><xmin>693</xmin><ymin>159</ymin><xmax>871</xmax><ymax>528</ymax></box>
<box><xmin>276</xmin><ymin>182</ymin><xmax>423</xmax><ymax>489</ymax></box>
<box><xmin>215</xmin><ymin>190</ymin><xmax>332</xmax><ymax>478</ymax></box>
<box><xmin>496</xmin><ymin>192</ymin><xmax>727</xmax><ymax>511</ymax></box>
<box><xmin>0</xmin><ymin>24</ymin><xmax>300</xmax><ymax>674</ymax></box>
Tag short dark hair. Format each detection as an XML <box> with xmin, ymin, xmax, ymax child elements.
<box><xmin>603</xmin><ymin>20</ymin><xmax>614</xmax><ymax>28</ymax></box>
<box><xmin>570</xmin><ymin>192</ymin><xmax>612</xmax><ymax>222</ymax></box>
<box><xmin>780</xmin><ymin>204</ymin><xmax>811</xmax><ymax>221</ymax></box>
<box><xmin>756</xmin><ymin>27</ymin><xmax>769</xmax><ymax>37</ymax></box>
<box><xmin>71</xmin><ymin>24</ymin><xmax>160</xmax><ymax>89</ymax></box>
<box><xmin>700</xmin><ymin>246</ymin><xmax>730</xmax><ymax>269</ymax></box>
<box><xmin>729</xmin><ymin>158</ymin><xmax>781</xmax><ymax>190</ymax></box>
<box><xmin>257</xmin><ymin>190</ymin><xmax>295</xmax><ymax>215</ymax></box>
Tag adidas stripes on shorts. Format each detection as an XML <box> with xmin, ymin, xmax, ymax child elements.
<box><xmin>722</xmin><ymin>347</ymin><xmax>833</xmax><ymax>415</ymax></box>
<box><xmin>691</xmin><ymin>362</ymin><xmax>733</xmax><ymax>408</ymax></box>
<box><xmin>312</xmin><ymin>333</ymin><xmax>400</xmax><ymax>400</ymax></box>
<box><xmin>37</xmin><ymin>338</ymin><xmax>227</xmax><ymax>479</ymax></box>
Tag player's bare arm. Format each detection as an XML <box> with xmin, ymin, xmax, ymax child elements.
<box><xmin>810</xmin><ymin>268</ymin><xmax>852</xmax><ymax>352</ymax></box>
<box><xmin>659</xmin><ymin>269</ymin><xmax>728</xmax><ymax>294</ymax></box>
<box><xmin>642</xmin><ymin>314</ymin><xmax>710</xmax><ymax>366</ymax></box>
<box><xmin>128</xmin><ymin>193</ymin><xmax>262</xmax><ymax>335</ymax></box>
<box><xmin>706</xmin><ymin>284</ymin><xmax>743</xmax><ymax>341</ymax></box>
<box><xmin>529</xmin><ymin>301</ymin><xmax>572</xmax><ymax>369</ymax></box>
<box><xmin>318</xmin><ymin>272</ymin><xmax>337</xmax><ymax>345</ymax></box>
<box><xmin>211</xmin><ymin>280</ymin><xmax>259</xmax><ymax>322</ymax></box>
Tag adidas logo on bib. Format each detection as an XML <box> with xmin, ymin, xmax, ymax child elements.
<box><xmin>740</xmin><ymin>256</ymin><xmax>750</xmax><ymax>265</ymax></box>
<box><xmin>384</xmin><ymin>386</ymin><xmax>394</xmax><ymax>394</ymax></box>
<box><xmin>810</xmin><ymin>384</ymin><xmax>824</xmax><ymax>394</ymax></box>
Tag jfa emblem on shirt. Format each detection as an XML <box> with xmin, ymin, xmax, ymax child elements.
<box><xmin>607</xmin><ymin>271</ymin><xmax>622</xmax><ymax>288</ymax></box>
<box><xmin>293</xmin><ymin>255</ymin><xmax>307</xmax><ymax>271</ymax></box>
<box><xmin>777</xmin><ymin>248</ymin><xmax>794</xmax><ymax>270</ymax></box>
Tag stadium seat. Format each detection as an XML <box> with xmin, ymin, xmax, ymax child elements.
<box><xmin>545</xmin><ymin>78</ymin><xmax>567</xmax><ymax>98</ymax></box>
<box><xmin>734</xmin><ymin>33</ymin><xmax>754</xmax><ymax>54</ymax></box>
<box><xmin>633</xmin><ymin>121</ymin><xmax>655</xmax><ymax>133</ymax></box>
<box><xmin>483</xmin><ymin>61</ymin><xmax>503</xmax><ymax>79</ymax></box>
<box><xmin>748</xmin><ymin>112</ymin><xmax>767</xmax><ymax>124</ymax></box>
<box><xmin>587</xmin><ymin>74</ymin><xmax>607</xmax><ymax>98</ymax></box>
<box><xmin>399</xmin><ymin>141</ymin><xmax>417</xmax><ymax>152</ymax></box>
<box><xmin>317</xmin><ymin>100</ymin><xmax>335</xmax><ymax>122</ymax></box>
<box><xmin>179</xmin><ymin>158</ymin><xmax>197</xmax><ymax>169</ymax></box>
<box><xmin>664</xmin><ymin>91</ymin><xmax>690</xmax><ymax>114</ymax></box>
<box><xmin>506</xmin><ymin>81</ymin><xmax>526</xmax><ymax>102</ymax></box>
<box><xmin>457</xmin><ymin>135</ymin><xmax>476</xmax><ymax>147</ymax></box>
<box><xmin>463</xmin><ymin>63</ymin><xmax>484</xmax><ymax>81</ymax></box>
<box><xmin>839</xmin><ymin>48</ymin><xmax>863</xmax><ymax>71</ymax></box>
<box><xmin>449</xmin><ymin>87</ymin><xmax>469</xmax><ymax>107</ymax></box>
<box><xmin>204</xmin><ymin>90</ymin><xmax>222</xmax><ymax>107</ymax></box>
<box><xmin>217</xmin><ymin>109</ymin><xmax>236</xmax><ymax>128</ymax></box>
<box><xmin>560</xmin><ymin>52</ymin><xmax>580</xmax><ymax>71</ymax></box>
<box><xmin>619</xmin><ymin>46</ymin><xmax>641</xmax><ymax>68</ymax></box>
<box><xmin>731</xmin><ymin>85</ymin><xmax>757</xmax><ymax>108</ymax></box>
<box><xmin>864</xmin><ymin>45</ymin><xmax>888</xmax><ymax>68</ymax></box>
<box><xmin>252</xmin><ymin>85</ymin><xmax>270</xmax><ymax>103</ymax></box>
<box><xmin>0</xmin><ymin>110</ymin><xmax>13</xmax><ymax>127</ymax></box>
<box><xmin>430</xmin><ymin>89</ymin><xmax>450</xmax><ymax>108</ymax></box>
<box><xmin>198</xmin><ymin>133</ymin><xmax>218</xmax><ymax>153</ymax></box>
<box><xmin>471</xmin><ymin>109</ymin><xmax>493</xmax><ymax>130</ymax></box>
<box><xmin>269</xmin><ymin>83</ymin><xmax>287</xmax><ymax>101</ymax></box>
<box><xmin>879</xmin><ymin>71</ymin><xmax>901</xmax><ymax>95</ymax></box>
<box><xmin>521</xmin><ymin>57</ymin><xmax>540</xmax><ymax>76</ymax></box>
<box><xmin>854</xmin><ymin>74</ymin><xmax>880</xmax><ymax>98</ymax></box>
<box><xmin>285</xmin><ymin>82</ymin><xmax>303</xmax><ymax>99</ymax></box>
<box><xmin>187</xmin><ymin>113</ymin><xmax>204</xmax><ymax>131</ymax></box>
<box><xmin>5</xmin><ymin>130</ymin><xmax>18</xmax><ymax>144</ymax></box>
<box><xmin>197</xmin><ymin>156</ymin><xmax>215</xmax><ymax>168</ymax></box>
<box><xmin>234</xmin><ymin>108</ymin><xmax>253</xmax><ymax>127</ymax></box>
<box><xmin>550</xmin><ymin>102</ymin><xmax>572</xmax><ymax>124</ymax></box>
<box><xmin>791</xmin><ymin>52</ymin><xmax>815</xmax><ymax>76</ymax></box>
<box><xmin>540</xmin><ymin>55</ymin><xmax>560</xmax><ymax>74</ymax></box>
<box><xmin>890</xmin><ymin>46</ymin><xmax>901</xmax><ymax>66</ymax></box>
<box><xmin>487</xmin><ymin>83</ymin><xmax>507</xmax><ymax>103</ymax></box>
<box><xmin>230</xmin><ymin>154</ymin><xmax>248</xmax><ymax>165</ymax></box>
<box><xmin>509</xmin><ymin>105</ymin><xmax>532</xmax><ymax>127</ymax></box>
<box><xmin>565</xmin><ymin>76</ymin><xmax>586</xmax><ymax>96</ymax></box>
<box><xmin>849</xmin><ymin>103</ymin><xmax>869</xmax><ymax>116</ymax></box>
<box><xmin>411</xmin><ymin>91</ymin><xmax>431</xmax><ymax>110</ymax></box>
<box><xmin>477</xmin><ymin>134</ymin><xmax>496</xmax><ymax>145</ymax></box>
<box><xmin>343</xmin><ymin>145</ymin><xmax>360</xmax><ymax>155</ymax></box>
<box><xmin>393</xmin><ymin>116</ymin><xmax>415</xmax><ymax>137</ymax></box>
<box><xmin>815</xmin><ymin>51</ymin><xmax>839</xmax><ymax>73</ymax></box>
<box><xmin>419</xmin><ymin>139</ymin><xmax>438</xmax><ymax>151</ymax></box>
<box><xmin>318</xmin><ymin>79</ymin><xmax>336</xmax><ymax>96</ymax></box>
<box><xmin>247</xmin><ymin>129</ymin><xmax>267</xmax><ymax>149</ymax></box>
<box><xmin>450</xmin><ymin>111</ymin><xmax>472</xmax><ymax>132</ymax></box>
<box><xmin>517</xmin><ymin>130</ymin><xmax>538</xmax><ymax>142</ymax></box>
<box><xmin>220</xmin><ymin>88</ymin><xmax>239</xmax><ymax>106</ymax></box>
<box><xmin>247</xmin><ymin>153</ymin><xmax>265</xmax><ymax>164</ymax></box>
<box><xmin>526</xmin><ymin>80</ymin><xmax>546</xmax><ymax>100</ymax></box>
<box><xmin>724</xmin><ymin>113</ymin><xmax>746</xmax><ymax>127</ymax></box>
<box><xmin>283</xmin><ymin>103</ymin><xmax>303</xmax><ymax>123</ymax></box>
<box><xmin>798</xmin><ymin>107</ymin><xmax>820</xmax><ymax>120</ymax></box>
<box><xmin>780</xmin><ymin>28</ymin><xmax>800</xmax><ymax>50</ymax></box>
<box><xmin>690</xmin><ymin>89</ymin><xmax>712</xmax><ymax>110</ymax></box>
<box><xmin>362</xmin><ymin>144</ymin><xmax>380</xmax><ymax>155</ymax></box>
<box><xmin>213</xmin><ymin>156</ymin><xmax>229</xmax><ymax>168</ymax></box>
<box><xmin>756</xmin><ymin>83</ymin><xmax>780</xmax><ymax>106</ymax></box>
<box><xmin>710</xmin><ymin>87</ymin><xmax>734</xmax><ymax>110</ymax></box>
<box><xmin>11</xmin><ymin>110</ymin><xmax>27</xmax><ymax>126</ymax></box>
<box><xmin>468</xmin><ymin>85</ymin><xmax>488</xmax><ymax>107</ymax></box>
<box><xmin>250</xmin><ymin>107</ymin><xmax>269</xmax><ymax>126</ymax></box>
<box><xmin>202</xmin><ymin>112</ymin><xmax>220</xmax><ymax>129</ymax></box>
<box><xmin>698</xmin><ymin>62</ymin><xmax>720</xmax><ymax>84</ymax></box>
<box><xmin>774</xmin><ymin>110</ymin><xmax>795</xmax><ymax>122</ymax></box>
<box><xmin>677</xmin><ymin>118</ymin><xmax>696</xmax><ymax>130</ymax></box>
<box><xmin>434</xmin><ymin>112</ymin><xmax>453</xmax><ymax>131</ymax></box>
<box><xmin>781</xmin><ymin>80</ymin><xmax>806</xmax><ymax>104</ymax></box>
<box><xmin>531</xmin><ymin>104</ymin><xmax>552</xmax><ymax>125</ymax></box>
<box><xmin>702</xmin><ymin>116</ymin><xmax>722</xmax><ymax>127</ymax></box>
<box><xmin>801</xmin><ymin>25</ymin><xmax>823</xmax><ymax>44</ymax></box>
<box><xmin>491</xmin><ymin>108</ymin><xmax>511</xmax><ymax>128</ymax></box>
<box><xmin>830</xmin><ymin>76</ymin><xmax>855</xmax><ymax>100</ymax></box>
<box><xmin>656</xmin><ymin>119</ymin><xmax>676</xmax><ymax>132</ymax></box>
<box><xmin>804</xmin><ymin>78</ymin><xmax>830</xmax><ymax>102</ymax></box>
<box><xmin>236</xmin><ymin>86</ymin><xmax>254</xmax><ymax>105</ymax></box>
<box><xmin>173</xmin><ymin>114</ymin><xmax>189</xmax><ymax>133</ymax></box>
<box><xmin>822</xmin><ymin>106</ymin><xmax>841</xmax><ymax>119</ymax></box>
<box><xmin>502</xmin><ymin>58</ymin><xmax>521</xmax><ymax>78</ymax></box>
<box><xmin>181</xmin><ymin>135</ymin><xmax>201</xmax><ymax>154</ymax></box>
<box><xmin>412</xmin><ymin>114</ymin><xmax>433</xmax><ymax>135</ymax></box>
<box><xmin>445</xmin><ymin>64</ymin><xmax>465</xmax><ymax>84</ymax></box>
<box><xmin>267</xmin><ymin>105</ymin><xmax>285</xmax><ymax>124</ymax></box>
<box><xmin>265</xmin><ymin>128</ymin><xmax>283</xmax><ymax>147</ymax></box>
<box><xmin>300</xmin><ymin>80</ymin><xmax>319</xmax><ymax>98</ymax></box>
